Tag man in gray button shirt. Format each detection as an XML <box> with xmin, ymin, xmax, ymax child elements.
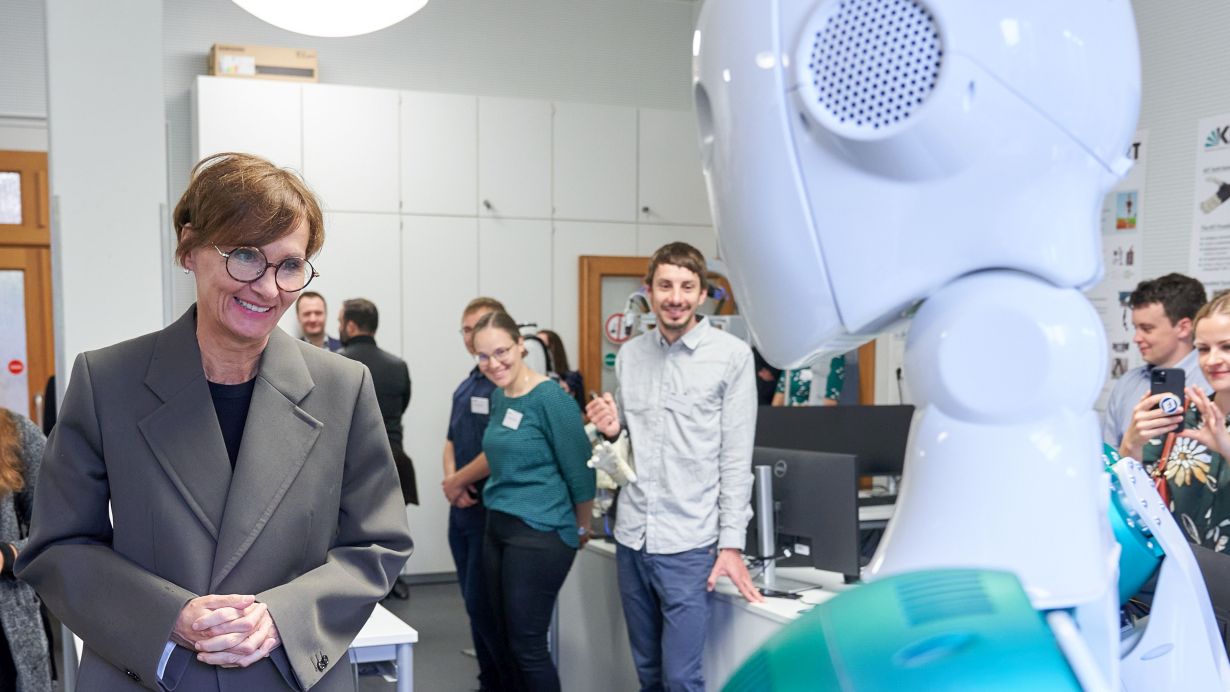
<box><xmin>587</xmin><ymin>242</ymin><xmax>762</xmax><ymax>692</ymax></box>
<box><xmin>1103</xmin><ymin>273</ymin><xmax>1209</xmax><ymax>455</ymax></box>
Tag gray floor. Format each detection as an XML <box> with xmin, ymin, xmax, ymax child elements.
<box><xmin>360</xmin><ymin>581</ymin><xmax>479</xmax><ymax>692</ymax></box>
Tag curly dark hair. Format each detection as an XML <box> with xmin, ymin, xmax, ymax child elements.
<box><xmin>1129</xmin><ymin>273</ymin><xmax>1207</xmax><ymax>325</ymax></box>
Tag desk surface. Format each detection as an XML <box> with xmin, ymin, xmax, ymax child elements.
<box><xmin>353</xmin><ymin>603</ymin><xmax>419</xmax><ymax>647</ymax></box>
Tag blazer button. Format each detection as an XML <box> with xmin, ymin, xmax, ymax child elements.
<box><xmin>125</xmin><ymin>670</ymin><xmax>141</xmax><ymax>682</ymax></box>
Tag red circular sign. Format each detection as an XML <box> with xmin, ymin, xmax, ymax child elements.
<box><xmin>7</xmin><ymin>360</ymin><xmax>23</xmax><ymax>375</ymax></box>
<box><xmin>605</xmin><ymin>313</ymin><xmax>632</xmax><ymax>345</ymax></box>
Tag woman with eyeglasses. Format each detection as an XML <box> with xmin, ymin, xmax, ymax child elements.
<box><xmin>472</xmin><ymin>311</ymin><xmax>595</xmax><ymax>692</ymax></box>
<box><xmin>17</xmin><ymin>153</ymin><xmax>412</xmax><ymax>690</ymax></box>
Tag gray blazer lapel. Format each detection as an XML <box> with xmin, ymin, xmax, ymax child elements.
<box><xmin>210</xmin><ymin>328</ymin><xmax>320</xmax><ymax>590</ymax></box>
<box><xmin>137</xmin><ymin>308</ymin><xmax>231</xmax><ymax>540</ymax></box>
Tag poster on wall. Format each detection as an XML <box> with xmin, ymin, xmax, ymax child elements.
<box><xmin>1088</xmin><ymin>130</ymin><xmax>1147</xmax><ymax>411</ymax></box>
<box><xmin>1190</xmin><ymin>115</ymin><xmax>1230</xmax><ymax>296</ymax></box>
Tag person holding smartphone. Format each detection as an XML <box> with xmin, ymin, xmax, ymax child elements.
<box><xmin>1133</xmin><ymin>292</ymin><xmax>1230</xmax><ymax>554</ymax></box>
<box><xmin>1104</xmin><ymin>273</ymin><xmax>1209</xmax><ymax>451</ymax></box>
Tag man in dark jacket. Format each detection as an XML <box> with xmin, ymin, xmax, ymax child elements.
<box><xmin>338</xmin><ymin>298</ymin><xmax>417</xmax><ymax>506</ymax></box>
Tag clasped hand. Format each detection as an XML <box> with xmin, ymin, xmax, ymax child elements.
<box><xmin>172</xmin><ymin>594</ymin><xmax>281</xmax><ymax>668</ymax></box>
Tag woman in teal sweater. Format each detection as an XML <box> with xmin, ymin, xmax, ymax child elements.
<box><xmin>473</xmin><ymin>311</ymin><xmax>595</xmax><ymax>692</ymax></box>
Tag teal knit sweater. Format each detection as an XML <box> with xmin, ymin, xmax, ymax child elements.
<box><xmin>483</xmin><ymin>381</ymin><xmax>596</xmax><ymax>547</ymax></box>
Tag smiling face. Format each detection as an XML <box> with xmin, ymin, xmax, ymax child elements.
<box><xmin>184</xmin><ymin>219</ymin><xmax>310</xmax><ymax>351</ymax></box>
<box><xmin>649</xmin><ymin>262</ymin><xmax>707</xmax><ymax>343</ymax></box>
<box><xmin>1196</xmin><ymin>312</ymin><xmax>1230</xmax><ymax>398</ymax></box>
<box><xmin>297</xmin><ymin>295</ymin><xmax>326</xmax><ymax>338</ymax></box>
<box><xmin>473</xmin><ymin>326</ymin><xmax>524</xmax><ymax>389</ymax></box>
<box><xmin>1132</xmin><ymin>302</ymin><xmax>1192</xmax><ymax>367</ymax></box>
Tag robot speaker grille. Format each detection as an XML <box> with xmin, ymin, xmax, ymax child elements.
<box><xmin>804</xmin><ymin>0</ymin><xmax>942</xmax><ymax>131</ymax></box>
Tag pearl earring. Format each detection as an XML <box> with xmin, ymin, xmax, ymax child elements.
<box><xmin>183</xmin><ymin>268</ymin><xmax>190</xmax><ymax>274</ymax></box>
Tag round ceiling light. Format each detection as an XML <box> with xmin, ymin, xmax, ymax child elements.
<box><xmin>232</xmin><ymin>0</ymin><xmax>430</xmax><ymax>38</ymax></box>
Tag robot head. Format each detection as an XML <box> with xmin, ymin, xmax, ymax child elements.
<box><xmin>693</xmin><ymin>0</ymin><xmax>1140</xmax><ymax>367</ymax></box>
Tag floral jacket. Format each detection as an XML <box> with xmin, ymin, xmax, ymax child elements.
<box><xmin>1142</xmin><ymin>400</ymin><xmax>1230</xmax><ymax>553</ymax></box>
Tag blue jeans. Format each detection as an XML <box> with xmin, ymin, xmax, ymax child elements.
<box><xmin>449</xmin><ymin>503</ymin><xmax>504</xmax><ymax>691</ymax></box>
<box><xmin>615</xmin><ymin>543</ymin><xmax>717</xmax><ymax>692</ymax></box>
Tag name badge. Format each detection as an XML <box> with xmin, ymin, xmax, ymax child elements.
<box><xmin>664</xmin><ymin>392</ymin><xmax>692</xmax><ymax>415</ymax></box>
<box><xmin>502</xmin><ymin>408</ymin><xmax>523</xmax><ymax>430</ymax></box>
<box><xmin>471</xmin><ymin>396</ymin><xmax>490</xmax><ymax>415</ymax></box>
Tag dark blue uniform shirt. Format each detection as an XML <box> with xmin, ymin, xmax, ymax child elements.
<box><xmin>448</xmin><ymin>366</ymin><xmax>496</xmax><ymax>497</ymax></box>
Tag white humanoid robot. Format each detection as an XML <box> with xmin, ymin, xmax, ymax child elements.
<box><xmin>693</xmin><ymin>0</ymin><xmax>1230</xmax><ymax>689</ymax></box>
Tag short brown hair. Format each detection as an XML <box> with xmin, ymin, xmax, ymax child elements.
<box><xmin>473</xmin><ymin>311</ymin><xmax>522</xmax><ymax>346</ymax></box>
<box><xmin>645</xmin><ymin>242</ymin><xmax>708</xmax><ymax>292</ymax></box>
<box><xmin>1130</xmin><ymin>273</ymin><xmax>1206</xmax><ymax>325</ymax></box>
<box><xmin>463</xmin><ymin>296</ymin><xmax>507</xmax><ymax>317</ymax></box>
<box><xmin>342</xmin><ymin>298</ymin><xmax>380</xmax><ymax>334</ymax></box>
<box><xmin>173</xmin><ymin>152</ymin><xmax>325</xmax><ymax>268</ymax></box>
<box><xmin>296</xmin><ymin>291</ymin><xmax>326</xmax><ymax>314</ymax></box>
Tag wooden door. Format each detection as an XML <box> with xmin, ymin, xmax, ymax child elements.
<box><xmin>0</xmin><ymin>150</ymin><xmax>53</xmax><ymax>424</ymax></box>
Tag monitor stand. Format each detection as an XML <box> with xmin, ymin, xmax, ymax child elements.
<box><xmin>752</xmin><ymin>465</ymin><xmax>817</xmax><ymax>599</ymax></box>
<box><xmin>754</xmin><ymin>561</ymin><xmax>815</xmax><ymax>599</ymax></box>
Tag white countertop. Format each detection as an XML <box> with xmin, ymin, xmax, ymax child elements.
<box><xmin>583</xmin><ymin>540</ymin><xmax>849</xmax><ymax>625</ymax></box>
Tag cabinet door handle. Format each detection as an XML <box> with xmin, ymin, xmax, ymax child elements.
<box><xmin>483</xmin><ymin>199</ymin><xmax>493</xmax><ymax>211</ymax></box>
<box><xmin>641</xmin><ymin>206</ymin><xmax>651</xmax><ymax>215</ymax></box>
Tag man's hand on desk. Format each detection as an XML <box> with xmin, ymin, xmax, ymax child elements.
<box><xmin>707</xmin><ymin>548</ymin><xmax>765</xmax><ymax>603</ymax></box>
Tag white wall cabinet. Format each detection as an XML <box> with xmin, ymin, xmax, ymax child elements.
<box><xmin>638</xmin><ymin>108</ymin><xmax>713</xmax><ymax>226</ymax></box>
<box><xmin>303</xmin><ymin>83</ymin><xmax>400</xmax><ymax>213</ymax></box>
<box><xmin>195</xmin><ymin>78</ymin><xmax>718</xmax><ymax>577</ymax></box>
<box><xmin>636</xmin><ymin>223</ymin><xmax>718</xmax><ymax>259</ymax></box>
<box><xmin>273</xmin><ymin>212</ymin><xmax>404</xmax><ymax>352</ymax></box>
<box><xmin>553</xmin><ymin>103</ymin><xmax>637</xmax><ymax>223</ymax></box>
<box><xmin>478</xmin><ymin>97</ymin><xmax>553</xmax><ymax>220</ymax></box>
<box><xmin>401</xmin><ymin>91</ymin><xmax>477</xmax><ymax>217</ymax></box>
<box><xmin>194</xmin><ymin>77</ymin><xmax>303</xmax><ymax>172</ymax></box>
<box><xmin>479</xmin><ymin>217</ymin><xmax>553</xmax><ymax>329</ymax></box>
<box><xmin>402</xmin><ymin>215</ymin><xmax>480</xmax><ymax>576</ymax></box>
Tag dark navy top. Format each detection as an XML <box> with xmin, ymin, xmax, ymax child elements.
<box><xmin>448</xmin><ymin>366</ymin><xmax>496</xmax><ymax>494</ymax></box>
<box><xmin>209</xmin><ymin>378</ymin><xmax>256</xmax><ymax>468</ymax></box>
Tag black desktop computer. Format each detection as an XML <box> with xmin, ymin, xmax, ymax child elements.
<box><xmin>749</xmin><ymin>405</ymin><xmax>914</xmax><ymax>587</ymax></box>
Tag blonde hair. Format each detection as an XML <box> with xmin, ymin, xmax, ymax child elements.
<box><xmin>1194</xmin><ymin>291</ymin><xmax>1230</xmax><ymax>333</ymax></box>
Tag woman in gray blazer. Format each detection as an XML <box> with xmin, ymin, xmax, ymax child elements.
<box><xmin>0</xmin><ymin>408</ymin><xmax>52</xmax><ymax>692</ymax></box>
<box><xmin>17</xmin><ymin>153</ymin><xmax>414</xmax><ymax>690</ymax></box>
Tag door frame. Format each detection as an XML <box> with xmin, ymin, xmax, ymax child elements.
<box><xmin>0</xmin><ymin>150</ymin><xmax>53</xmax><ymax>421</ymax></box>
<box><xmin>578</xmin><ymin>256</ymin><xmax>647</xmax><ymax>399</ymax></box>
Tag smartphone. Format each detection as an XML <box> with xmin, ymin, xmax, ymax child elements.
<box><xmin>1150</xmin><ymin>368</ymin><xmax>1186</xmax><ymax>433</ymax></box>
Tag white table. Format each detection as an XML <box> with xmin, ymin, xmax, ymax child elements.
<box><xmin>67</xmin><ymin>603</ymin><xmax>418</xmax><ymax>691</ymax></box>
<box><xmin>349</xmin><ymin>603</ymin><xmax>419</xmax><ymax>692</ymax></box>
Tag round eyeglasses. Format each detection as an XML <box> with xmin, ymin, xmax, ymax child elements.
<box><xmin>474</xmin><ymin>346</ymin><xmax>517</xmax><ymax>367</ymax></box>
<box><xmin>214</xmin><ymin>245</ymin><xmax>319</xmax><ymax>292</ymax></box>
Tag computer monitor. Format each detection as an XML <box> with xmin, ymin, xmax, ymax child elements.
<box><xmin>753</xmin><ymin>405</ymin><xmax>914</xmax><ymax>476</ymax></box>
<box><xmin>747</xmin><ymin>446</ymin><xmax>862</xmax><ymax>581</ymax></box>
